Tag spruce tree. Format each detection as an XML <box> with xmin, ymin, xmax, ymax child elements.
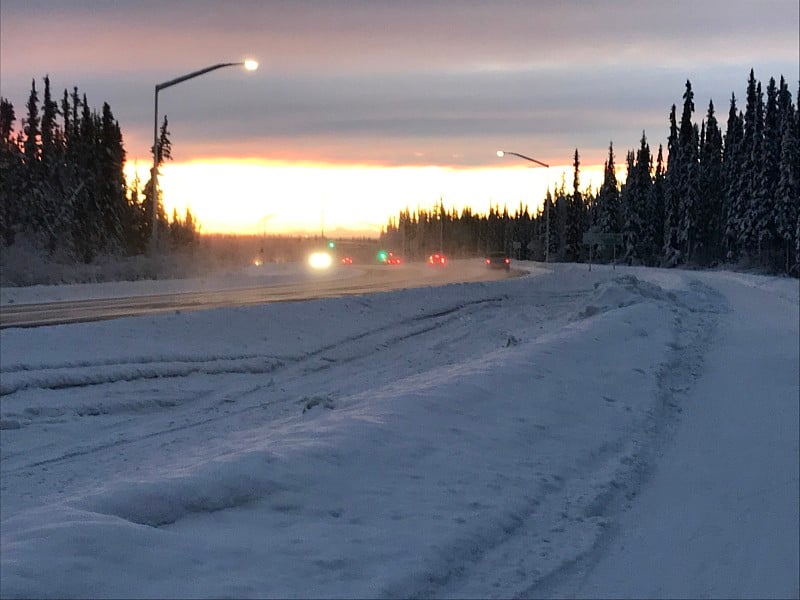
<box><xmin>676</xmin><ymin>81</ymin><xmax>701</xmax><ymax>262</ymax></box>
<box><xmin>565</xmin><ymin>149</ymin><xmax>584</xmax><ymax>260</ymax></box>
<box><xmin>623</xmin><ymin>132</ymin><xmax>653</xmax><ymax>264</ymax></box>
<box><xmin>143</xmin><ymin>115</ymin><xmax>172</xmax><ymax>250</ymax></box>
<box><xmin>698</xmin><ymin>100</ymin><xmax>724</xmax><ymax>263</ymax></box>
<box><xmin>40</xmin><ymin>75</ymin><xmax>60</xmax><ymax>162</ymax></box>
<box><xmin>23</xmin><ymin>79</ymin><xmax>41</xmax><ymax>162</ymax></box>
<box><xmin>737</xmin><ymin>69</ymin><xmax>761</xmax><ymax>257</ymax></box>
<box><xmin>663</xmin><ymin>104</ymin><xmax>682</xmax><ymax>264</ymax></box>
<box><xmin>649</xmin><ymin>144</ymin><xmax>666</xmax><ymax>260</ymax></box>
<box><xmin>98</xmin><ymin>102</ymin><xmax>127</xmax><ymax>251</ymax></box>
<box><xmin>0</xmin><ymin>98</ymin><xmax>20</xmax><ymax>245</ymax></box>
<box><xmin>722</xmin><ymin>93</ymin><xmax>744</xmax><ymax>260</ymax></box>
<box><xmin>596</xmin><ymin>142</ymin><xmax>620</xmax><ymax>234</ymax></box>
<box><xmin>775</xmin><ymin>86</ymin><xmax>799</xmax><ymax>273</ymax></box>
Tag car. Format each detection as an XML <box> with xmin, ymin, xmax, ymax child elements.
<box><xmin>428</xmin><ymin>253</ymin><xmax>447</xmax><ymax>266</ymax></box>
<box><xmin>340</xmin><ymin>256</ymin><xmax>353</xmax><ymax>265</ymax></box>
<box><xmin>485</xmin><ymin>251</ymin><xmax>511</xmax><ymax>271</ymax></box>
<box><xmin>387</xmin><ymin>253</ymin><xmax>402</xmax><ymax>265</ymax></box>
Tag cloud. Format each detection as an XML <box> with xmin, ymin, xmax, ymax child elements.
<box><xmin>2</xmin><ymin>0</ymin><xmax>797</xmax><ymax>167</ymax></box>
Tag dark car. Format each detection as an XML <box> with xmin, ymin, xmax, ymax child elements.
<box><xmin>485</xmin><ymin>251</ymin><xmax>510</xmax><ymax>271</ymax></box>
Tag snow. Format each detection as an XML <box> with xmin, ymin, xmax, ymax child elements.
<box><xmin>1</xmin><ymin>262</ymin><xmax>798</xmax><ymax>599</ymax></box>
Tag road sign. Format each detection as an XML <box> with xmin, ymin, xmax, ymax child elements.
<box><xmin>582</xmin><ymin>232</ymin><xmax>623</xmax><ymax>246</ymax></box>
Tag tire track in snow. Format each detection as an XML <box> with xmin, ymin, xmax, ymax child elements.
<box><xmin>396</xmin><ymin>277</ymin><xmax>724</xmax><ymax>600</ymax></box>
<box><xmin>1</xmin><ymin>296</ymin><xmax>512</xmax><ymax>475</ymax></box>
<box><xmin>515</xmin><ymin>279</ymin><xmax>725</xmax><ymax>599</ymax></box>
<box><xmin>0</xmin><ymin>297</ymin><xmax>505</xmax><ymax>396</ymax></box>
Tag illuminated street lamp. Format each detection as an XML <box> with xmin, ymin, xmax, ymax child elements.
<box><xmin>496</xmin><ymin>149</ymin><xmax>551</xmax><ymax>262</ymax></box>
<box><xmin>150</xmin><ymin>60</ymin><xmax>258</xmax><ymax>253</ymax></box>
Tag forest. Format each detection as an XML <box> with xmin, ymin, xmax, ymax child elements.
<box><xmin>1</xmin><ymin>69</ymin><xmax>798</xmax><ymax>279</ymax></box>
<box><xmin>381</xmin><ymin>71</ymin><xmax>799</xmax><ymax>275</ymax></box>
<box><xmin>0</xmin><ymin>76</ymin><xmax>196</xmax><ymax>265</ymax></box>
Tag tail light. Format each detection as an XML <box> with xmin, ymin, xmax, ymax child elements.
<box><xmin>505</xmin><ymin>258</ymin><xmax>510</xmax><ymax>263</ymax></box>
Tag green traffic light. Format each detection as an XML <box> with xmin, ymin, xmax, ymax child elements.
<box><xmin>328</xmin><ymin>241</ymin><xmax>335</xmax><ymax>248</ymax></box>
<box><xmin>377</xmin><ymin>250</ymin><xmax>388</xmax><ymax>262</ymax></box>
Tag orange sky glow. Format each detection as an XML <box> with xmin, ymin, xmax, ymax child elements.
<box><xmin>125</xmin><ymin>160</ymin><xmax>609</xmax><ymax>237</ymax></box>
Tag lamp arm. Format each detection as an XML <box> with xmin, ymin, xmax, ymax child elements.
<box><xmin>156</xmin><ymin>62</ymin><xmax>243</xmax><ymax>92</ymax></box>
<box><xmin>505</xmin><ymin>151</ymin><xmax>549</xmax><ymax>168</ymax></box>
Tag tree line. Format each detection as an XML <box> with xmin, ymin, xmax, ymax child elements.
<box><xmin>382</xmin><ymin>70</ymin><xmax>799</xmax><ymax>275</ymax></box>
<box><xmin>1</xmin><ymin>70</ymin><xmax>797</xmax><ymax>276</ymax></box>
<box><xmin>0</xmin><ymin>76</ymin><xmax>196</xmax><ymax>263</ymax></box>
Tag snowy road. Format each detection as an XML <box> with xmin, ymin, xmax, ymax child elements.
<box><xmin>1</xmin><ymin>264</ymin><xmax>797</xmax><ymax>598</ymax></box>
<box><xmin>0</xmin><ymin>260</ymin><xmax>513</xmax><ymax>328</ymax></box>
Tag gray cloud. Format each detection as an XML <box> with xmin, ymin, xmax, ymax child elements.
<box><xmin>2</xmin><ymin>0</ymin><xmax>797</xmax><ymax>167</ymax></box>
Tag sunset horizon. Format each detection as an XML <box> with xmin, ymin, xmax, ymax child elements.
<box><xmin>124</xmin><ymin>157</ymin><xmax>610</xmax><ymax>236</ymax></box>
<box><xmin>2</xmin><ymin>0</ymin><xmax>796</xmax><ymax>241</ymax></box>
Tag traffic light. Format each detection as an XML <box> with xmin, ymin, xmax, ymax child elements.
<box><xmin>327</xmin><ymin>240</ymin><xmax>336</xmax><ymax>249</ymax></box>
<box><xmin>377</xmin><ymin>250</ymin><xmax>388</xmax><ymax>262</ymax></box>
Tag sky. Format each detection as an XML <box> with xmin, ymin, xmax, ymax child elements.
<box><xmin>1</xmin><ymin>0</ymin><xmax>798</xmax><ymax>235</ymax></box>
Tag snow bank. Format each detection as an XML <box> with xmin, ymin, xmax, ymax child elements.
<box><xmin>2</xmin><ymin>264</ymin><xmax>795</xmax><ymax>598</ymax></box>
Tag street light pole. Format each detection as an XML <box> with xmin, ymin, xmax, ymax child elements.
<box><xmin>150</xmin><ymin>60</ymin><xmax>258</xmax><ymax>254</ymax></box>
<box><xmin>496</xmin><ymin>149</ymin><xmax>551</xmax><ymax>262</ymax></box>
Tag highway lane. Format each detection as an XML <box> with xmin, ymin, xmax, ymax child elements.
<box><xmin>0</xmin><ymin>260</ymin><xmax>519</xmax><ymax>328</ymax></box>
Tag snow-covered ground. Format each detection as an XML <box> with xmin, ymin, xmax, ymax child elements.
<box><xmin>1</xmin><ymin>262</ymin><xmax>797</xmax><ymax>599</ymax></box>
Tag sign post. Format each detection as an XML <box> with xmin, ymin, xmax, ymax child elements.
<box><xmin>582</xmin><ymin>232</ymin><xmax>623</xmax><ymax>271</ymax></box>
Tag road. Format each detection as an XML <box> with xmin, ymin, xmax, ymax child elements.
<box><xmin>0</xmin><ymin>260</ymin><xmax>516</xmax><ymax>328</ymax></box>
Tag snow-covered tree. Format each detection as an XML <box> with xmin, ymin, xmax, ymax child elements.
<box><xmin>722</xmin><ymin>93</ymin><xmax>744</xmax><ymax>260</ymax></box>
<box><xmin>622</xmin><ymin>132</ymin><xmax>654</xmax><ymax>264</ymax></box>
<box><xmin>564</xmin><ymin>149</ymin><xmax>584</xmax><ymax>260</ymax></box>
<box><xmin>596</xmin><ymin>142</ymin><xmax>620</xmax><ymax>234</ymax></box>
<box><xmin>775</xmin><ymin>82</ymin><xmax>799</xmax><ymax>273</ymax></box>
<box><xmin>697</xmin><ymin>100</ymin><xmax>724</xmax><ymax>264</ymax></box>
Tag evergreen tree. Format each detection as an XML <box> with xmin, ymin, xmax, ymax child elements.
<box><xmin>737</xmin><ymin>69</ymin><xmax>762</xmax><ymax>256</ymax></box>
<box><xmin>98</xmin><ymin>102</ymin><xmax>128</xmax><ymax>252</ymax></box>
<box><xmin>748</xmin><ymin>80</ymin><xmax>774</xmax><ymax>262</ymax></box>
<box><xmin>775</xmin><ymin>84</ymin><xmax>799</xmax><ymax>273</ymax></box>
<box><xmin>622</xmin><ymin>132</ymin><xmax>653</xmax><ymax>264</ymax></box>
<box><xmin>663</xmin><ymin>103</ymin><xmax>682</xmax><ymax>264</ymax></box>
<box><xmin>698</xmin><ymin>99</ymin><xmax>724</xmax><ymax>263</ymax></box>
<box><xmin>543</xmin><ymin>189</ymin><xmax>555</xmax><ymax>261</ymax></box>
<box><xmin>40</xmin><ymin>75</ymin><xmax>60</xmax><ymax>162</ymax></box>
<box><xmin>143</xmin><ymin>115</ymin><xmax>172</xmax><ymax>250</ymax></box>
<box><xmin>0</xmin><ymin>98</ymin><xmax>15</xmax><ymax>146</ymax></box>
<box><xmin>677</xmin><ymin>81</ymin><xmax>701</xmax><ymax>262</ymax></box>
<box><xmin>564</xmin><ymin>149</ymin><xmax>584</xmax><ymax>260</ymax></box>
<box><xmin>649</xmin><ymin>144</ymin><xmax>666</xmax><ymax>258</ymax></box>
<box><xmin>722</xmin><ymin>93</ymin><xmax>744</xmax><ymax>260</ymax></box>
<box><xmin>0</xmin><ymin>98</ymin><xmax>21</xmax><ymax>245</ymax></box>
<box><xmin>553</xmin><ymin>176</ymin><xmax>569</xmax><ymax>260</ymax></box>
<box><xmin>23</xmin><ymin>79</ymin><xmax>41</xmax><ymax>162</ymax></box>
<box><xmin>596</xmin><ymin>142</ymin><xmax>620</xmax><ymax>233</ymax></box>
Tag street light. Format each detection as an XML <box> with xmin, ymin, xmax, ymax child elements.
<box><xmin>150</xmin><ymin>59</ymin><xmax>258</xmax><ymax>253</ymax></box>
<box><xmin>496</xmin><ymin>149</ymin><xmax>551</xmax><ymax>262</ymax></box>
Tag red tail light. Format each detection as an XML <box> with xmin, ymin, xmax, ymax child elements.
<box><xmin>505</xmin><ymin>258</ymin><xmax>510</xmax><ymax>263</ymax></box>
